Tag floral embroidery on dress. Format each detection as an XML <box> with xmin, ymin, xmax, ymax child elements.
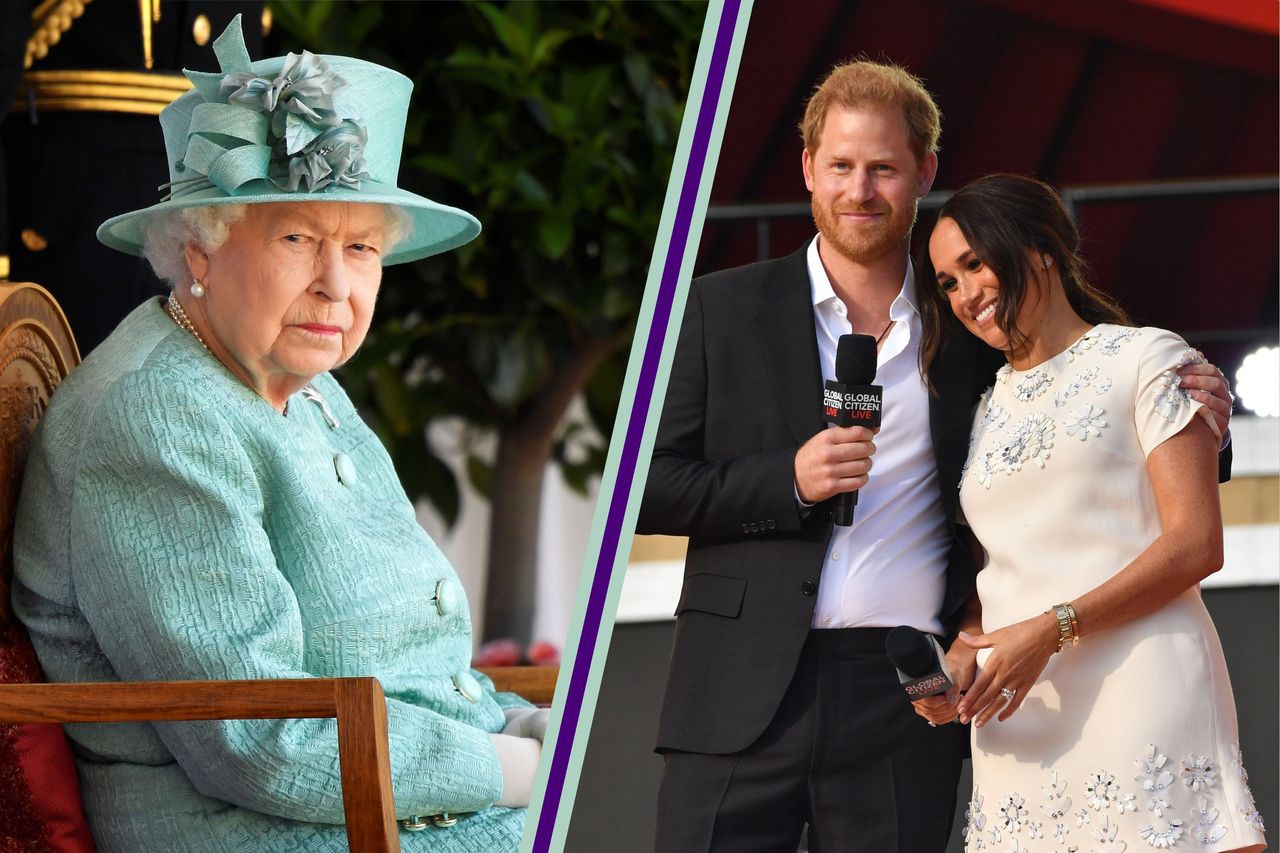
<box><xmin>1093</xmin><ymin>377</ymin><xmax>1112</xmax><ymax>395</ymax></box>
<box><xmin>1065</xmin><ymin>329</ymin><xmax>1102</xmax><ymax>362</ymax></box>
<box><xmin>1042</xmin><ymin>771</ymin><xmax>1073</xmax><ymax>820</ymax></box>
<box><xmin>984</xmin><ymin>400</ymin><xmax>1011</xmax><ymax>433</ymax></box>
<box><xmin>1229</xmin><ymin>743</ymin><xmax>1267</xmax><ymax>831</ymax></box>
<box><xmin>1152</xmin><ymin>371</ymin><xmax>1192</xmax><ymax>423</ymax></box>
<box><xmin>1153</xmin><ymin>348</ymin><xmax>1206</xmax><ymax>422</ymax></box>
<box><xmin>1098</xmin><ymin>328</ymin><xmax>1140</xmax><ymax>356</ymax></box>
<box><xmin>1241</xmin><ymin>802</ymin><xmax>1266</xmax><ymax>832</ymax></box>
<box><xmin>1086</xmin><ymin>771</ymin><xmax>1121</xmax><ymax>811</ymax></box>
<box><xmin>1076</xmin><ymin>808</ymin><xmax>1093</xmax><ymax>828</ymax></box>
<box><xmin>1193</xmin><ymin>796</ymin><xmax>1227</xmax><ymax>845</ymax></box>
<box><xmin>962</xmin><ymin>390</ymin><xmax>997</xmax><ymax>485</ymax></box>
<box><xmin>1001</xmin><ymin>794</ymin><xmax>1030</xmax><ymax>834</ymax></box>
<box><xmin>1016</xmin><ymin>371</ymin><xmax>1053</xmax><ymax>401</ymax></box>
<box><xmin>996</xmin><ymin>363</ymin><xmax>1013</xmax><ymax>384</ymax></box>
<box><xmin>964</xmin><ymin>788</ymin><xmax>988</xmax><ymax>851</ymax></box>
<box><xmin>1052</xmin><ymin>367</ymin><xmax>1100</xmax><ymax>408</ymax></box>
<box><xmin>1113</xmin><ymin>793</ymin><xmax>1137</xmax><ymax>815</ymax></box>
<box><xmin>1134</xmin><ymin>745</ymin><xmax>1176</xmax><ymax>816</ymax></box>
<box><xmin>1180</xmin><ymin>754</ymin><xmax>1216</xmax><ymax>792</ymax></box>
<box><xmin>971</xmin><ymin>453</ymin><xmax>996</xmax><ymax>489</ymax></box>
<box><xmin>1090</xmin><ymin>814</ymin><xmax>1127</xmax><ymax>853</ymax></box>
<box><xmin>1173</xmin><ymin>347</ymin><xmax>1206</xmax><ymax>370</ymax></box>
<box><xmin>967</xmin><ymin>412</ymin><xmax>1056</xmax><ymax>489</ymax></box>
<box><xmin>1136</xmin><ymin>818</ymin><xmax>1183</xmax><ymax>849</ymax></box>
<box><xmin>1229</xmin><ymin>743</ymin><xmax>1249</xmax><ymax>782</ymax></box>
<box><xmin>1064</xmin><ymin>405</ymin><xmax>1108</xmax><ymax>442</ymax></box>
<box><xmin>1002</xmin><ymin>413</ymin><xmax>1055</xmax><ymax>471</ymax></box>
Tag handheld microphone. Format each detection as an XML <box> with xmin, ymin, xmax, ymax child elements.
<box><xmin>885</xmin><ymin>626</ymin><xmax>953</xmax><ymax>700</ymax></box>
<box><xmin>823</xmin><ymin>334</ymin><xmax>882</xmax><ymax>525</ymax></box>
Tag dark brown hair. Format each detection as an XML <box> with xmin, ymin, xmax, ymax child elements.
<box><xmin>917</xmin><ymin>174</ymin><xmax>1131</xmax><ymax>385</ymax></box>
<box><xmin>799</xmin><ymin>59</ymin><xmax>941</xmax><ymax>165</ymax></box>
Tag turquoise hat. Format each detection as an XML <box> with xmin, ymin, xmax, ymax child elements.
<box><xmin>97</xmin><ymin>15</ymin><xmax>479</xmax><ymax>266</ymax></box>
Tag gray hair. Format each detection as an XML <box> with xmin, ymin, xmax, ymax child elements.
<box><xmin>141</xmin><ymin>205</ymin><xmax>246</xmax><ymax>288</ymax></box>
<box><xmin>140</xmin><ymin>203</ymin><xmax>412</xmax><ymax>288</ymax></box>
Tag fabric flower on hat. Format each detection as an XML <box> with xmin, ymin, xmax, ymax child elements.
<box><xmin>222</xmin><ymin>50</ymin><xmax>351</xmax><ymax>153</ymax></box>
<box><xmin>218</xmin><ymin>51</ymin><xmax>369</xmax><ymax>192</ymax></box>
<box><xmin>283</xmin><ymin>123</ymin><xmax>370</xmax><ymax>192</ymax></box>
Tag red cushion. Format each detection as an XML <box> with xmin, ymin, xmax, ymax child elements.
<box><xmin>0</xmin><ymin>622</ymin><xmax>95</xmax><ymax>852</ymax></box>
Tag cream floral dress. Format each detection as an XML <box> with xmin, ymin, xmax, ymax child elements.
<box><xmin>958</xmin><ymin>325</ymin><xmax>1266</xmax><ymax>853</ymax></box>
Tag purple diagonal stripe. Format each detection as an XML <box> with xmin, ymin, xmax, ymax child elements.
<box><xmin>531</xmin><ymin>1</ymin><xmax>742</xmax><ymax>849</ymax></box>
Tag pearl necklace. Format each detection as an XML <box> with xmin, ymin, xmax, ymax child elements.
<box><xmin>164</xmin><ymin>296</ymin><xmax>209</xmax><ymax>351</ymax></box>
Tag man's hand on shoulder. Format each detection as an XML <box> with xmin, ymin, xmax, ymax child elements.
<box><xmin>794</xmin><ymin>426</ymin><xmax>877</xmax><ymax>504</ymax></box>
<box><xmin>1177</xmin><ymin>360</ymin><xmax>1233</xmax><ymax>440</ymax></box>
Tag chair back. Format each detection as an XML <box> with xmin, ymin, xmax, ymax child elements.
<box><xmin>0</xmin><ymin>282</ymin><xmax>93</xmax><ymax>851</ymax></box>
<box><xmin>0</xmin><ymin>282</ymin><xmax>80</xmax><ymax>615</ymax></box>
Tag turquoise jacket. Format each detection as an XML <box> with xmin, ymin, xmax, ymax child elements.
<box><xmin>13</xmin><ymin>299</ymin><xmax>527</xmax><ymax>851</ymax></box>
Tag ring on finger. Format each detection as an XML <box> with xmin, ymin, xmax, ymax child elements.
<box><xmin>999</xmin><ymin>687</ymin><xmax>1016</xmax><ymax>701</ymax></box>
<box><xmin>927</xmin><ymin>721</ymin><xmax>937</xmax><ymax>728</ymax></box>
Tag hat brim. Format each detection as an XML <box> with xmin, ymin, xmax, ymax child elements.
<box><xmin>96</xmin><ymin>179</ymin><xmax>480</xmax><ymax>266</ymax></box>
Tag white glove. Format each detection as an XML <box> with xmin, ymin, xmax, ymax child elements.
<box><xmin>489</xmin><ymin>734</ymin><xmax>540</xmax><ymax>808</ymax></box>
<box><xmin>502</xmin><ymin>707</ymin><xmax>549</xmax><ymax>742</ymax></box>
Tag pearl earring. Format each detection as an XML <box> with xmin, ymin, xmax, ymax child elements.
<box><xmin>1043</xmin><ymin>257</ymin><xmax>1053</xmax><ymax>269</ymax></box>
<box><xmin>190</xmin><ymin>278</ymin><xmax>206</xmax><ymax>298</ymax></box>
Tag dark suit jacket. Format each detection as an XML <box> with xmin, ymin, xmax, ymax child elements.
<box><xmin>636</xmin><ymin>246</ymin><xmax>1004</xmax><ymax>755</ymax></box>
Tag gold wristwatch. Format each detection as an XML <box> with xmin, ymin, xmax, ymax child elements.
<box><xmin>1050</xmin><ymin>602</ymin><xmax>1079</xmax><ymax>651</ymax></box>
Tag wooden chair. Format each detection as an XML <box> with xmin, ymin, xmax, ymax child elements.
<box><xmin>0</xmin><ymin>282</ymin><xmax>558</xmax><ymax>852</ymax></box>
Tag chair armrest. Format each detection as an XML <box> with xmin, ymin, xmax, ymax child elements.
<box><xmin>477</xmin><ymin>665</ymin><xmax>559</xmax><ymax>706</ymax></box>
<box><xmin>0</xmin><ymin>678</ymin><xmax>400</xmax><ymax>853</ymax></box>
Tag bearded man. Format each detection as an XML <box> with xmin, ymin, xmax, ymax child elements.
<box><xmin>635</xmin><ymin>60</ymin><xmax>1234</xmax><ymax>852</ymax></box>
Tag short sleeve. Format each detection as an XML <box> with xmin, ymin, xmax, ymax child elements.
<box><xmin>1133</xmin><ymin>328</ymin><xmax>1221</xmax><ymax>458</ymax></box>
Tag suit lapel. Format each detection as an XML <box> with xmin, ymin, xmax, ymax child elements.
<box><xmin>754</xmin><ymin>247</ymin><xmax>825</xmax><ymax>445</ymax></box>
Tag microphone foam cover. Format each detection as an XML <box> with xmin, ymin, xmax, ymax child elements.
<box><xmin>835</xmin><ymin>333</ymin><xmax>878</xmax><ymax>385</ymax></box>
<box><xmin>885</xmin><ymin>626</ymin><xmax>937</xmax><ymax>677</ymax></box>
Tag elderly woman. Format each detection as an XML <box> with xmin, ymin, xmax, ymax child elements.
<box><xmin>12</xmin><ymin>17</ymin><xmax>543</xmax><ymax>852</ymax></box>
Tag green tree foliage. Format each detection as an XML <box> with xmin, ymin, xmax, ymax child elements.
<box><xmin>269</xmin><ymin>1</ymin><xmax>704</xmax><ymax>641</ymax></box>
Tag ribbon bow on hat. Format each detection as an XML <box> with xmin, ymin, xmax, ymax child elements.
<box><xmin>163</xmin><ymin>16</ymin><xmax>371</xmax><ymax>199</ymax></box>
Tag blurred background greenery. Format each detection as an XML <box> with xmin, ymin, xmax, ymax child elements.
<box><xmin>267</xmin><ymin>1</ymin><xmax>705</xmax><ymax>643</ymax></box>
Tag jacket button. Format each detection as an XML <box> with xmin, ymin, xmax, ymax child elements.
<box><xmin>433</xmin><ymin>578</ymin><xmax>460</xmax><ymax>616</ymax></box>
<box><xmin>766</xmin><ymin>519</ymin><xmax>776</xmax><ymax>530</ymax></box>
<box><xmin>333</xmin><ymin>452</ymin><xmax>358</xmax><ymax>486</ymax></box>
<box><xmin>749</xmin><ymin>522</ymin><xmax>759</xmax><ymax>533</ymax></box>
<box><xmin>801</xmin><ymin>580</ymin><xmax>816</xmax><ymax>596</ymax></box>
<box><xmin>741</xmin><ymin>523</ymin><xmax>750</xmax><ymax>533</ymax></box>
<box><xmin>453</xmin><ymin>671</ymin><xmax>483</xmax><ymax>703</ymax></box>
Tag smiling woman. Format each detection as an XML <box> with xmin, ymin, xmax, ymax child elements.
<box><xmin>11</xmin><ymin>15</ymin><xmax>547</xmax><ymax>853</ymax></box>
<box><xmin>912</xmin><ymin>175</ymin><xmax>1265</xmax><ymax>853</ymax></box>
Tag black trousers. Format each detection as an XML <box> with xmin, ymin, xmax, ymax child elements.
<box><xmin>655</xmin><ymin>628</ymin><xmax>968</xmax><ymax>853</ymax></box>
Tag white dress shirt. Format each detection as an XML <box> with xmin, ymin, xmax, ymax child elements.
<box><xmin>805</xmin><ymin>236</ymin><xmax>950</xmax><ymax>634</ymax></box>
